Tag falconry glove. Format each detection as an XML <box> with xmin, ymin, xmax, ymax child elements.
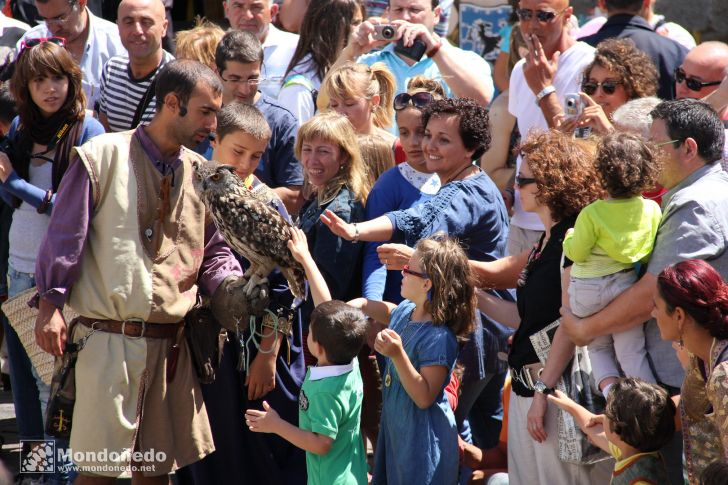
<box><xmin>211</xmin><ymin>274</ymin><xmax>270</xmax><ymax>332</ymax></box>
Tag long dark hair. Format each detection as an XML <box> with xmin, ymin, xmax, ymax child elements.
<box><xmin>284</xmin><ymin>0</ymin><xmax>363</xmax><ymax>81</ymax></box>
<box><xmin>8</xmin><ymin>41</ymin><xmax>86</xmax><ymax>196</ymax></box>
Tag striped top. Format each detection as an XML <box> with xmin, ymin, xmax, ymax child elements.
<box><xmin>98</xmin><ymin>51</ymin><xmax>174</xmax><ymax>132</ymax></box>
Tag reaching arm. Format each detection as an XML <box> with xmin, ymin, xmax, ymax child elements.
<box><xmin>470</xmin><ymin>249</ymin><xmax>529</xmax><ymax>290</ymax></box>
<box><xmin>547</xmin><ymin>390</ymin><xmax>610</xmax><ymax>452</ymax></box>
<box><xmin>348</xmin><ymin>297</ymin><xmax>396</xmax><ymax>325</ymax></box>
<box><xmin>287</xmin><ymin>227</ymin><xmax>332</xmax><ymax>307</ymax></box>
<box><xmin>476</xmin><ymin>289</ymin><xmax>520</xmax><ymax>329</ymax></box>
<box><xmin>245</xmin><ymin>401</ymin><xmax>334</xmax><ymax>455</ymax></box>
<box><xmin>320</xmin><ymin>210</ymin><xmax>394</xmax><ymax>242</ymax></box>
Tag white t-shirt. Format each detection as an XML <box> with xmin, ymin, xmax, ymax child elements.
<box><xmin>508</xmin><ymin>41</ymin><xmax>595</xmax><ymax>230</ymax></box>
<box><xmin>260</xmin><ymin>24</ymin><xmax>299</xmax><ymax>99</ymax></box>
<box><xmin>276</xmin><ymin>55</ymin><xmax>321</xmax><ymax>128</ymax></box>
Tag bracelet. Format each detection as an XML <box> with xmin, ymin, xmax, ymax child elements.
<box><xmin>426</xmin><ymin>40</ymin><xmax>442</xmax><ymax>59</ymax></box>
<box><xmin>352</xmin><ymin>222</ymin><xmax>360</xmax><ymax>243</ymax></box>
<box><xmin>37</xmin><ymin>189</ymin><xmax>53</xmax><ymax>214</ymax></box>
<box><xmin>535</xmin><ymin>85</ymin><xmax>556</xmax><ymax>106</ymax></box>
<box><xmin>261</xmin><ymin>310</ymin><xmax>293</xmax><ymax>336</ymax></box>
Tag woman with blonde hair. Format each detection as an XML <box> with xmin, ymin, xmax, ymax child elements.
<box><xmin>296</xmin><ymin>111</ymin><xmax>370</xmax><ymax>353</ymax></box>
<box><xmin>319</xmin><ymin>61</ymin><xmax>397</xmax><ymax>145</ymax></box>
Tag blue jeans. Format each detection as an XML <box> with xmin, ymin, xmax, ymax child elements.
<box><xmin>6</xmin><ymin>265</ymin><xmax>73</xmax><ymax>484</ymax></box>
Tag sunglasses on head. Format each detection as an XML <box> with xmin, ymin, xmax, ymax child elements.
<box><xmin>515</xmin><ymin>8</ymin><xmax>565</xmax><ymax>23</ymax></box>
<box><xmin>582</xmin><ymin>79</ymin><xmax>622</xmax><ymax>96</ymax></box>
<box><xmin>20</xmin><ymin>37</ymin><xmax>66</xmax><ymax>52</ymax></box>
<box><xmin>394</xmin><ymin>92</ymin><xmax>434</xmax><ymax>111</ymax></box>
<box><xmin>401</xmin><ymin>264</ymin><xmax>428</xmax><ymax>279</ymax></box>
<box><xmin>515</xmin><ymin>173</ymin><xmax>536</xmax><ymax>187</ymax></box>
<box><xmin>674</xmin><ymin>67</ymin><xmax>722</xmax><ymax>92</ymax></box>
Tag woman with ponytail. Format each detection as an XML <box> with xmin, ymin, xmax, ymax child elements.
<box><xmin>654</xmin><ymin>259</ymin><xmax>728</xmax><ymax>482</ymax></box>
<box><xmin>319</xmin><ymin>61</ymin><xmax>396</xmax><ymax>146</ymax></box>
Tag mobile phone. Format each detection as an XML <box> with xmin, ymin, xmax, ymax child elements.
<box><xmin>394</xmin><ymin>38</ymin><xmax>427</xmax><ymax>62</ymax></box>
<box><xmin>372</xmin><ymin>24</ymin><xmax>397</xmax><ymax>41</ymax></box>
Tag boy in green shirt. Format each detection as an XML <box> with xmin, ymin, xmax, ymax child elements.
<box><xmin>246</xmin><ymin>229</ymin><xmax>368</xmax><ymax>484</ymax></box>
<box><xmin>563</xmin><ymin>132</ymin><xmax>662</xmax><ymax>396</ymax></box>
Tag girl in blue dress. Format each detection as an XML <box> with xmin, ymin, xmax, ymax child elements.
<box><xmin>350</xmin><ymin>234</ymin><xmax>477</xmax><ymax>484</ymax></box>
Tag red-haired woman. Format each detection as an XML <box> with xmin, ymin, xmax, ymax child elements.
<box><xmin>654</xmin><ymin>259</ymin><xmax>728</xmax><ymax>482</ymax></box>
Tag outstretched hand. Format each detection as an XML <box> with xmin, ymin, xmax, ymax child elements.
<box><xmin>245</xmin><ymin>401</ymin><xmax>281</xmax><ymax>434</ymax></box>
<box><xmin>287</xmin><ymin>227</ymin><xmax>311</xmax><ymax>264</ymax></box>
<box><xmin>319</xmin><ymin>209</ymin><xmax>356</xmax><ymax>240</ymax></box>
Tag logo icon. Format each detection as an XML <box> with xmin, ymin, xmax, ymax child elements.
<box><xmin>20</xmin><ymin>440</ymin><xmax>55</xmax><ymax>473</ymax></box>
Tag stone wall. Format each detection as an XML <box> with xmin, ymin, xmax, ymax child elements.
<box><xmin>571</xmin><ymin>0</ymin><xmax>728</xmax><ymax>42</ymax></box>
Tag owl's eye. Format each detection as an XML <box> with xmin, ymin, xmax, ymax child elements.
<box><xmin>210</xmin><ymin>173</ymin><xmax>222</xmax><ymax>182</ymax></box>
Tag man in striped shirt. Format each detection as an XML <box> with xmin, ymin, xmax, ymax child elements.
<box><xmin>98</xmin><ymin>0</ymin><xmax>174</xmax><ymax>132</ymax></box>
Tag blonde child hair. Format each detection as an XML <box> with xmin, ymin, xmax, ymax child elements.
<box><xmin>318</xmin><ymin>61</ymin><xmax>396</xmax><ymax>129</ymax></box>
<box><xmin>416</xmin><ymin>234</ymin><xmax>476</xmax><ymax>341</ymax></box>
<box><xmin>295</xmin><ymin>111</ymin><xmax>371</xmax><ymax>205</ymax></box>
<box><xmin>175</xmin><ymin>17</ymin><xmax>226</xmax><ymax>70</ymax></box>
<box><xmin>358</xmin><ymin>133</ymin><xmax>395</xmax><ymax>187</ymax></box>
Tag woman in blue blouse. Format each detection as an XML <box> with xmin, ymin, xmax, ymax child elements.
<box><xmin>362</xmin><ymin>76</ymin><xmax>443</xmax><ymax>305</ymax></box>
<box><xmin>322</xmin><ymin>97</ymin><xmax>513</xmax><ymax>447</ymax></box>
<box><xmin>0</xmin><ymin>38</ymin><xmax>104</xmax><ymax>484</ymax></box>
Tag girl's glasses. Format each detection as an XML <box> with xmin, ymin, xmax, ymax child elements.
<box><xmin>20</xmin><ymin>37</ymin><xmax>66</xmax><ymax>53</ymax></box>
<box><xmin>581</xmin><ymin>79</ymin><xmax>622</xmax><ymax>96</ymax></box>
<box><xmin>394</xmin><ymin>92</ymin><xmax>433</xmax><ymax>111</ymax></box>
<box><xmin>401</xmin><ymin>264</ymin><xmax>428</xmax><ymax>279</ymax></box>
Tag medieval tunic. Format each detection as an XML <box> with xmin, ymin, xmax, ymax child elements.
<box><xmin>35</xmin><ymin>127</ymin><xmax>242</xmax><ymax>477</ymax></box>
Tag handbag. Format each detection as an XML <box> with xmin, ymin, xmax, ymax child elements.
<box><xmin>184</xmin><ymin>300</ymin><xmax>227</xmax><ymax>384</ymax></box>
<box><xmin>530</xmin><ymin>319</ymin><xmax>610</xmax><ymax>465</ymax></box>
<box><xmin>1</xmin><ymin>287</ymin><xmax>78</xmax><ymax>386</ymax></box>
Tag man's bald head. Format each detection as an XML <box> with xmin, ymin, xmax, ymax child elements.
<box><xmin>676</xmin><ymin>41</ymin><xmax>728</xmax><ymax>100</ymax></box>
<box><xmin>117</xmin><ymin>0</ymin><xmax>168</xmax><ymax>62</ymax></box>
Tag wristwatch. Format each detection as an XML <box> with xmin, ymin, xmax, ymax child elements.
<box><xmin>533</xmin><ymin>379</ymin><xmax>555</xmax><ymax>395</ymax></box>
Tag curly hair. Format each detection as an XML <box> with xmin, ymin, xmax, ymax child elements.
<box><xmin>415</xmin><ymin>234</ymin><xmax>476</xmax><ymax>341</ymax></box>
<box><xmin>518</xmin><ymin>130</ymin><xmax>604</xmax><ymax>221</ymax></box>
<box><xmin>605</xmin><ymin>378</ymin><xmax>676</xmax><ymax>452</ymax></box>
<box><xmin>596</xmin><ymin>132</ymin><xmax>661</xmax><ymax>198</ymax></box>
<box><xmin>584</xmin><ymin>39</ymin><xmax>658</xmax><ymax>100</ymax></box>
<box><xmin>421</xmin><ymin>98</ymin><xmax>491</xmax><ymax>160</ymax></box>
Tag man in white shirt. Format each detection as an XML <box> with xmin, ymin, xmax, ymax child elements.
<box><xmin>336</xmin><ymin>0</ymin><xmax>494</xmax><ymax>105</ymax></box>
<box><xmin>223</xmin><ymin>0</ymin><xmax>299</xmax><ymax>98</ymax></box>
<box><xmin>18</xmin><ymin>0</ymin><xmax>127</xmax><ymax>110</ymax></box>
<box><xmin>506</xmin><ymin>0</ymin><xmax>594</xmax><ymax>255</ymax></box>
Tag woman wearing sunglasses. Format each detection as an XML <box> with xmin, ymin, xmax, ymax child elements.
<box><xmin>322</xmin><ymin>97</ymin><xmax>513</xmax><ymax>449</ymax></box>
<box><xmin>0</xmin><ymin>38</ymin><xmax>104</xmax><ymax>483</ymax></box>
<box><xmin>557</xmin><ymin>38</ymin><xmax>658</xmax><ymax>135</ymax></box>
<box><xmin>473</xmin><ymin>130</ymin><xmax>610</xmax><ymax>484</ymax></box>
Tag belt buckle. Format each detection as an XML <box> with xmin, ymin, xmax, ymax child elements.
<box><xmin>121</xmin><ymin>318</ymin><xmax>146</xmax><ymax>339</ymax></box>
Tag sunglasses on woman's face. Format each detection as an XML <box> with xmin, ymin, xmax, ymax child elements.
<box><xmin>515</xmin><ymin>8</ymin><xmax>566</xmax><ymax>23</ymax></box>
<box><xmin>515</xmin><ymin>173</ymin><xmax>536</xmax><ymax>187</ymax></box>
<box><xmin>393</xmin><ymin>92</ymin><xmax>434</xmax><ymax>111</ymax></box>
<box><xmin>19</xmin><ymin>36</ymin><xmax>66</xmax><ymax>52</ymax></box>
<box><xmin>581</xmin><ymin>79</ymin><xmax>622</xmax><ymax>96</ymax></box>
<box><xmin>674</xmin><ymin>67</ymin><xmax>722</xmax><ymax>92</ymax></box>
<box><xmin>401</xmin><ymin>264</ymin><xmax>428</xmax><ymax>279</ymax></box>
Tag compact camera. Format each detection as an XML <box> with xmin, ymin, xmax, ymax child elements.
<box><xmin>373</xmin><ymin>24</ymin><xmax>397</xmax><ymax>41</ymax></box>
<box><xmin>564</xmin><ymin>93</ymin><xmax>583</xmax><ymax>118</ymax></box>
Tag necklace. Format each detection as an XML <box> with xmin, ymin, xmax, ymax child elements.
<box><xmin>444</xmin><ymin>163</ymin><xmax>479</xmax><ymax>185</ymax></box>
<box><xmin>383</xmin><ymin>315</ymin><xmax>427</xmax><ymax>387</ymax></box>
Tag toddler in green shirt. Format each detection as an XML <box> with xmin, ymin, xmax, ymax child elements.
<box><xmin>563</xmin><ymin>132</ymin><xmax>661</xmax><ymax>396</ymax></box>
<box><xmin>246</xmin><ymin>228</ymin><xmax>368</xmax><ymax>485</ymax></box>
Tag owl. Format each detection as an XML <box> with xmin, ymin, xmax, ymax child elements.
<box><xmin>192</xmin><ymin>160</ymin><xmax>306</xmax><ymax>301</ymax></box>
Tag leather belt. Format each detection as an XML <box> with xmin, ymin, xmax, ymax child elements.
<box><xmin>77</xmin><ymin>316</ymin><xmax>183</xmax><ymax>339</ymax></box>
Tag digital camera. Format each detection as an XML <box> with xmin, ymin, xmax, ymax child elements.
<box><xmin>373</xmin><ymin>24</ymin><xmax>396</xmax><ymax>41</ymax></box>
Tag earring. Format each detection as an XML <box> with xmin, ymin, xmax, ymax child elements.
<box><xmin>678</xmin><ymin>326</ymin><xmax>684</xmax><ymax>349</ymax></box>
<box><xmin>339</xmin><ymin>165</ymin><xmax>344</xmax><ymax>171</ymax></box>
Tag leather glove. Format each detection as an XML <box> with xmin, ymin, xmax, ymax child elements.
<box><xmin>211</xmin><ymin>275</ymin><xmax>270</xmax><ymax>331</ymax></box>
